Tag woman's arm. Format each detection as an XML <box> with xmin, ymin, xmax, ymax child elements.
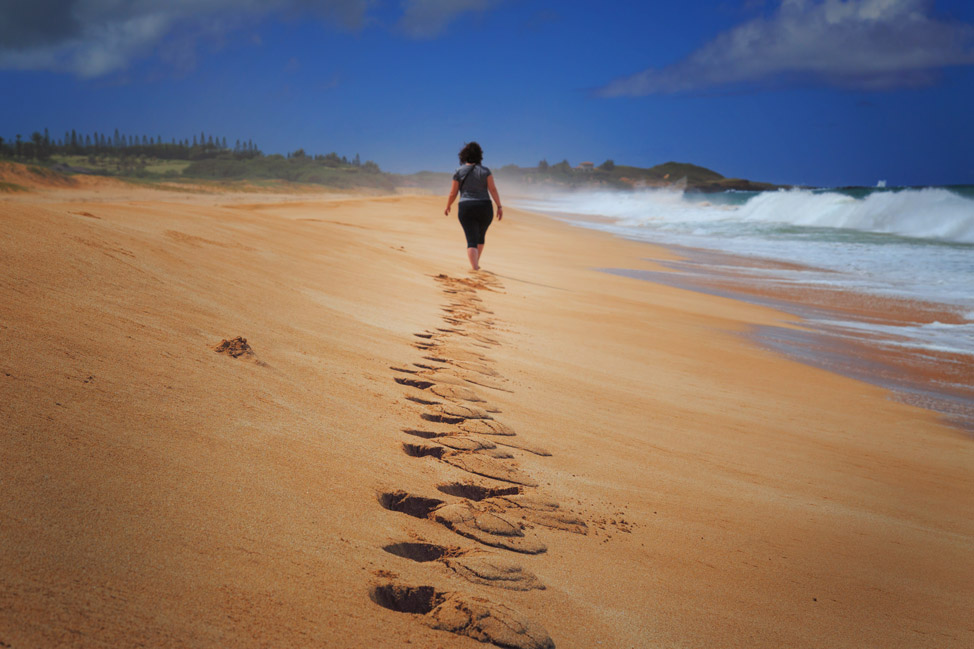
<box><xmin>444</xmin><ymin>180</ymin><xmax>459</xmax><ymax>216</ymax></box>
<box><xmin>487</xmin><ymin>175</ymin><xmax>503</xmax><ymax>221</ymax></box>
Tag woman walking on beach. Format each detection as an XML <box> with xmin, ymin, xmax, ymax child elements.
<box><xmin>444</xmin><ymin>142</ymin><xmax>503</xmax><ymax>271</ymax></box>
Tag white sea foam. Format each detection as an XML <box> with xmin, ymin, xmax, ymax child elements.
<box><xmin>818</xmin><ymin>319</ymin><xmax>974</xmax><ymax>357</ymax></box>
<box><xmin>517</xmin><ymin>186</ymin><xmax>974</xmax><ymax>244</ymax></box>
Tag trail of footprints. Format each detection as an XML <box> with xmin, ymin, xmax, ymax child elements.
<box><xmin>371</xmin><ymin>273</ymin><xmax>586</xmax><ymax>649</ymax></box>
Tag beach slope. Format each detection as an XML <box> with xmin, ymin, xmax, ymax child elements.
<box><xmin>1</xmin><ymin>184</ymin><xmax>971</xmax><ymax>648</ymax></box>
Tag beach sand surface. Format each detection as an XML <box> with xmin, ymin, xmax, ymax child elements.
<box><xmin>1</xmin><ymin>181</ymin><xmax>971</xmax><ymax>648</ymax></box>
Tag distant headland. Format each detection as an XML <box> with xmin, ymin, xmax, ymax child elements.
<box><xmin>492</xmin><ymin>159</ymin><xmax>781</xmax><ymax>193</ymax></box>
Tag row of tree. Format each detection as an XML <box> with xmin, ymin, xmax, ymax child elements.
<box><xmin>0</xmin><ymin>129</ymin><xmax>261</xmax><ymax>162</ymax></box>
<box><xmin>286</xmin><ymin>148</ymin><xmax>368</xmax><ymax>168</ymax></box>
<box><xmin>0</xmin><ymin>128</ymin><xmax>376</xmax><ymax>181</ymax></box>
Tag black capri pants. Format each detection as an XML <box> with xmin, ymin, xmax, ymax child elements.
<box><xmin>457</xmin><ymin>200</ymin><xmax>494</xmax><ymax>248</ymax></box>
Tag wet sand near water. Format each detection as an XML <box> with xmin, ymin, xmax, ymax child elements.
<box><xmin>603</xmin><ymin>243</ymin><xmax>974</xmax><ymax>431</ymax></box>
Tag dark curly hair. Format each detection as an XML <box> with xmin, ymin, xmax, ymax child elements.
<box><xmin>458</xmin><ymin>141</ymin><xmax>483</xmax><ymax>165</ymax></box>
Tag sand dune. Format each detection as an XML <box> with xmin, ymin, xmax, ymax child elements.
<box><xmin>1</xmin><ymin>182</ymin><xmax>971</xmax><ymax>648</ymax></box>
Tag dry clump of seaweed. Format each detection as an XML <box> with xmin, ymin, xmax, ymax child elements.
<box><xmin>213</xmin><ymin>336</ymin><xmax>255</xmax><ymax>359</ymax></box>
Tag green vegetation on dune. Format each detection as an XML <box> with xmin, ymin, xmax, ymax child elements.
<box><xmin>52</xmin><ymin>155</ymin><xmax>192</xmax><ymax>177</ymax></box>
<box><xmin>0</xmin><ymin>180</ymin><xmax>28</xmax><ymax>192</ymax></box>
<box><xmin>182</xmin><ymin>153</ymin><xmax>395</xmax><ymax>190</ymax></box>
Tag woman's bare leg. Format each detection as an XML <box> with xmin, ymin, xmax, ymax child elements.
<box><xmin>467</xmin><ymin>246</ymin><xmax>480</xmax><ymax>270</ymax></box>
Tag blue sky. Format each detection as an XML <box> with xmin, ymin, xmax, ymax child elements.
<box><xmin>1</xmin><ymin>0</ymin><xmax>973</xmax><ymax>186</ymax></box>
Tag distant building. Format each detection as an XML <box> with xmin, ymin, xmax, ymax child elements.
<box><xmin>577</xmin><ymin>162</ymin><xmax>594</xmax><ymax>171</ymax></box>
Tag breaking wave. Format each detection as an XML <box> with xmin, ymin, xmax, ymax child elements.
<box><xmin>735</xmin><ymin>188</ymin><xmax>974</xmax><ymax>244</ymax></box>
<box><xmin>521</xmin><ymin>186</ymin><xmax>974</xmax><ymax>244</ymax></box>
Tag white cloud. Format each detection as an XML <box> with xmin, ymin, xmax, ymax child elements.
<box><xmin>598</xmin><ymin>0</ymin><xmax>974</xmax><ymax>96</ymax></box>
<box><xmin>397</xmin><ymin>0</ymin><xmax>497</xmax><ymax>39</ymax></box>
<box><xmin>0</xmin><ymin>0</ymin><xmax>372</xmax><ymax>77</ymax></box>
<box><xmin>0</xmin><ymin>0</ymin><xmax>510</xmax><ymax>76</ymax></box>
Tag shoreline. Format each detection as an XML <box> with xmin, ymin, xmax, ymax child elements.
<box><xmin>598</xmin><ymin>242</ymin><xmax>974</xmax><ymax>433</ymax></box>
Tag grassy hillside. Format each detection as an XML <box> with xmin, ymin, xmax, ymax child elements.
<box><xmin>181</xmin><ymin>155</ymin><xmax>396</xmax><ymax>191</ymax></box>
<box><xmin>51</xmin><ymin>155</ymin><xmax>191</xmax><ymax>177</ymax></box>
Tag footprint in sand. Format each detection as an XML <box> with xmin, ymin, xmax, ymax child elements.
<box><xmin>394</xmin><ymin>376</ymin><xmax>435</xmax><ymax>390</ymax></box>
<box><xmin>433</xmin><ymin>325</ymin><xmax>500</xmax><ymax>347</ymax></box>
<box><xmin>395</xmin><ymin>376</ymin><xmax>486</xmax><ymax>403</ymax></box>
<box><xmin>378</xmin><ymin>490</ymin><xmax>546</xmax><ymax>554</ymax></box>
<box><xmin>433</xmin><ymin>273</ymin><xmax>504</xmax><ymax>293</ymax></box>
<box><xmin>443</xmin><ymin>316</ymin><xmax>496</xmax><ymax>328</ymax></box>
<box><xmin>452</xmin><ymin>360</ymin><xmax>502</xmax><ymax>377</ymax></box>
<box><xmin>449</xmin><ymin>438</ymin><xmax>515</xmax><ymax>457</ymax></box>
<box><xmin>432</xmin><ymin>347</ymin><xmax>494</xmax><ymax>364</ymax></box>
<box><xmin>447</xmin><ymin>555</ymin><xmax>546</xmax><ymax>592</ymax></box>
<box><xmin>370</xmin><ymin>582</ymin><xmax>553</xmax><ymax>649</ymax></box>
<box><xmin>432</xmin><ymin>501</ymin><xmax>547</xmax><ymax>554</ymax></box>
<box><xmin>489</xmin><ymin>436</ymin><xmax>552</xmax><ymax>457</ymax></box>
<box><xmin>392</xmin><ymin>365</ymin><xmax>512</xmax><ymax>393</ymax></box>
<box><xmin>458</xmin><ymin>419</ymin><xmax>516</xmax><ymax>436</ymax></box>
<box><xmin>444</xmin><ymin>302</ymin><xmax>492</xmax><ymax>315</ymax></box>
<box><xmin>433</xmin><ymin>483</ymin><xmax>585</xmax><ymax>534</ymax></box>
<box><xmin>430</xmin><ymin>384</ymin><xmax>485</xmax><ymax>403</ymax></box>
<box><xmin>392</xmin><ymin>366</ymin><xmax>482</xmax><ymax>387</ymax></box>
<box><xmin>420</xmin><ymin>402</ymin><xmax>493</xmax><ymax>424</ymax></box>
<box><xmin>453</xmin><ymin>373</ymin><xmax>513</xmax><ymax>393</ymax></box>
<box><xmin>439</xmin><ymin>452</ymin><xmax>537</xmax><ymax>487</ymax></box>
<box><xmin>377</xmin><ymin>491</ymin><xmax>444</xmax><ymax>518</ymax></box>
<box><xmin>437</xmin><ymin>481</ymin><xmax>522</xmax><ymax>500</ymax></box>
<box><xmin>402</xmin><ymin>442</ymin><xmax>533</xmax><ymax>485</ymax></box>
<box><xmin>468</xmin><ymin>333</ymin><xmax>501</xmax><ymax>346</ymax></box>
<box><xmin>405</xmin><ymin>395</ymin><xmax>442</xmax><ymax>406</ymax></box>
<box><xmin>401</xmin><ymin>428</ymin><xmax>449</xmax><ymax>440</ymax></box>
<box><xmin>457</xmin><ymin>272</ymin><xmax>503</xmax><ymax>289</ymax></box>
<box><xmin>488</xmin><ymin>493</ymin><xmax>588</xmax><ymax>535</ymax></box>
<box><xmin>382</xmin><ymin>542</ymin><xmax>545</xmax><ymax>591</ymax></box>
<box><xmin>401</xmin><ymin>419</ymin><xmax>545</xmax><ymax>456</ymax></box>
<box><xmin>407</xmin><ymin>436</ymin><xmax>504</xmax><ymax>454</ymax></box>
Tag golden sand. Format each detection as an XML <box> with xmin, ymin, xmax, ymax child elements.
<box><xmin>1</xmin><ymin>178</ymin><xmax>971</xmax><ymax>648</ymax></box>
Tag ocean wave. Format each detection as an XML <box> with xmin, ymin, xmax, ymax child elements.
<box><xmin>519</xmin><ymin>186</ymin><xmax>974</xmax><ymax>244</ymax></box>
<box><xmin>736</xmin><ymin>188</ymin><xmax>974</xmax><ymax>244</ymax></box>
